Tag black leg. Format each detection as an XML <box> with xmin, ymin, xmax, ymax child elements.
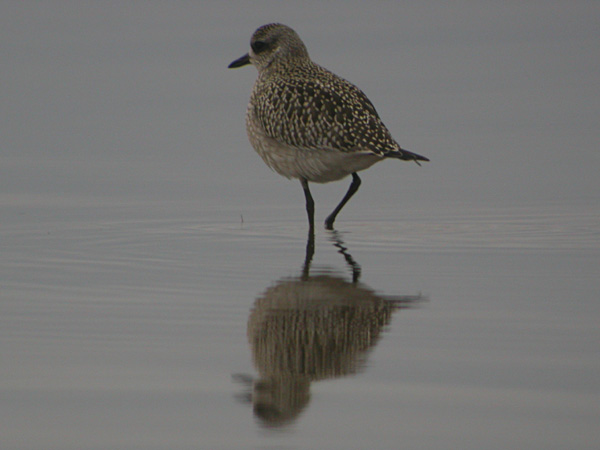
<box><xmin>300</xmin><ymin>178</ymin><xmax>315</xmax><ymax>232</ymax></box>
<box><xmin>324</xmin><ymin>173</ymin><xmax>361</xmax><ymax>230</ymax></box>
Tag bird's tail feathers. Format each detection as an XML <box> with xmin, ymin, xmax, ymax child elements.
<box><xmin>388</xmin><ymin>148</ymin><xmax>430</xmax><ymax>166</ymax></box>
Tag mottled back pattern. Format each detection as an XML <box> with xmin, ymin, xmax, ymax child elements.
<box><xmin>250</xmin><ymin>62</ymin><xmax>401</xmax><ymax>157</ymax></box>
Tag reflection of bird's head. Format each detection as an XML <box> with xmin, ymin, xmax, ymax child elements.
<box><xmin>232</xmin><ymin>373</ymin><xmax>310</xmax><ymax>429</ymax></box>
<box><xmin>252</xmin><ymin>376</ymin><xmax>311</xmax><ymax>428</ymax></box>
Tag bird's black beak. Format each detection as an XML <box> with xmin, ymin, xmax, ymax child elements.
<box><xmin>228</xmin><ymin>53</ymin><xmax>251</xmax><ymax>69</ymax></box>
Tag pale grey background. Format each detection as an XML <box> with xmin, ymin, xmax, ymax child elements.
<box><xmin>2</xmin><ymin>1</ymin><xmax>598</xmax><ymax>215</ymax></box>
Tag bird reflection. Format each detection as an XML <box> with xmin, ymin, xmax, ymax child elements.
<box><xmin>234</xmin><ymin>231</ymin><xmax>423</xmax><ymax>428</ymax></box>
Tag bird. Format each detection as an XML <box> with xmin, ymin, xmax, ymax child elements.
<box><xmin>228</xmin><ymin>23</ymin><xmax>428</xmax><ymax>231</ymax></box>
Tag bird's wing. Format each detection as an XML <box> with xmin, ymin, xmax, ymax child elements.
<box><xmin>253</xmin><ymin>69</ymin><xmax>400</xmax><ymax>156</ymax></box>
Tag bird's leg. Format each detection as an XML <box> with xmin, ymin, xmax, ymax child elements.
<box><xmin>324</xmin><ymin>173</ymin><xmax>361</xmax><ymax>230</ymax></box>
<box><xmin>300</xmin><ymin>178</ymin><xmax>315</xmax><ymax>233</ymax></box>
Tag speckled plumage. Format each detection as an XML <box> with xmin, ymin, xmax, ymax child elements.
<box><xmin>229</xmin><ymin>23</ymin><xmax>428</xmax><ymax>229</ymax></box>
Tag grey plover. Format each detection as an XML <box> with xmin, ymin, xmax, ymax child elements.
<box><xmin>229</xmin><ymin>23</ymin><xmax>428</xmax><ymax>230</ymax></box>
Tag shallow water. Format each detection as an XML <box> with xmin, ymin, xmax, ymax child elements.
<box><xmin>2</xmin><ymin>201</ymin><xmax>598</xmax><ymax>450</ymax></box>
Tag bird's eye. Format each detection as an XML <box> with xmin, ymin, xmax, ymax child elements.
<box><xmin>251</xmin><ymin>40</ymin><xmax>268</xmax><ymax>53</ymax></box>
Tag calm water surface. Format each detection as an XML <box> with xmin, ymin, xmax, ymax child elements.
<box><xmin>1</xmin><ymin>201</ymin><xmax>598</xmax><ymax>450</ymax></box>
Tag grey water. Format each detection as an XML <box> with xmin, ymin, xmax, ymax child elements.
<box><xmin>2</xmin><ymin>2</ymin><xmax>599</xmax><ymax>449</ymax></box>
